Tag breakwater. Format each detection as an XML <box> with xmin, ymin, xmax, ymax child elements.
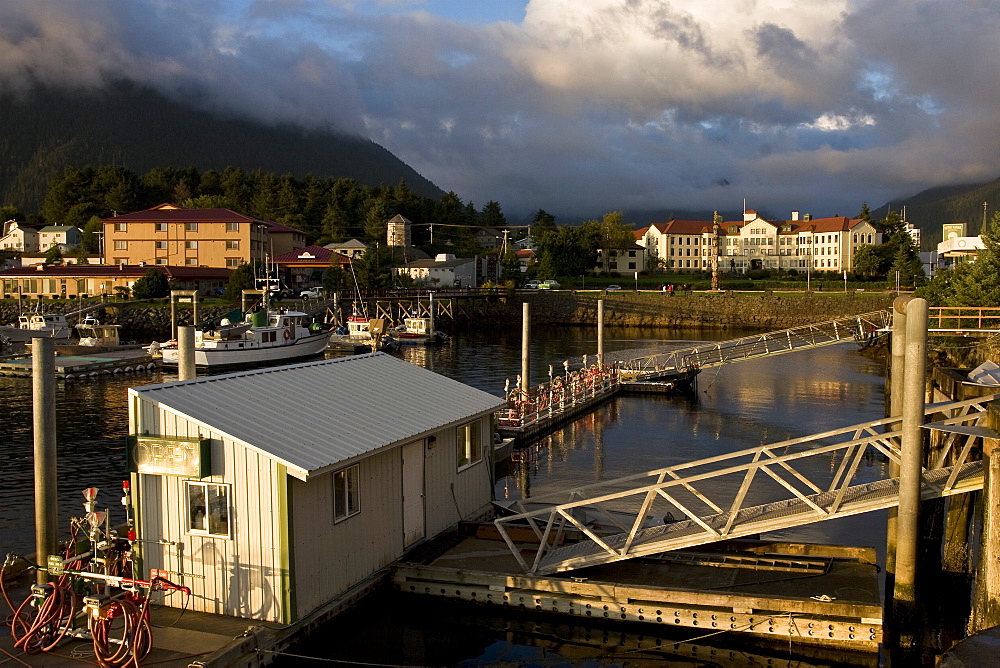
<box><xmin>1</xmin><ymin>291</ymin><xmax>896</xmax><ymax>341</ymax></box>
<box><xmin>516</xmin><ymin>291</ymin><xmax>896</xmax><ymax>329</ymax></box>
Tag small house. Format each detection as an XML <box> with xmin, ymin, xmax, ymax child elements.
<box><xmin>127</xmin><ymin>353</ymin><xmax>506</xmax><ymax>623</ymax></box>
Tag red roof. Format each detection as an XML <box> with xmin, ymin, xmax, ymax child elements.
<box><xmin>103</xmin><ymin>205</ymin><xmax>305</xmax><ymax>234</ymax></box>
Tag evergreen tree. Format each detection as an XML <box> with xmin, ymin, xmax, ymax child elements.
<box><xmin>948</xmin><ymin>216</ymin><xmax>1000</xmax><ymax>306</ymax></box>
<box><xmin>43</xmin><ymin>245</ymin><xmax>63</xmax><ymax>265</ymax></box>
<box><xmin>222</xmin><ymin>261</ymin><xmax>263</xmax><ymax>302</ymax></box>
<box><xmin>131</xmin><ymin>268</ymin><xmax>170</xmax><ymax>299</ymax></box>
<box><xmin>481</xmin><ymin>201</ymin><xmax>506</xmax><ymax>229</ymax></box>
<box><xmin>362</xmin><ymin>199</ymin><xmax>390</xmax><ymax>242</ymax></box>
<box><xmin>81</xmin><ymin>216</ymin><xmax>103</xmax><ymax>254</ymax></box>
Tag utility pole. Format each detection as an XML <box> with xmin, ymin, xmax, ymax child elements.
<box><xmin>984</xmin><ymin>201</ymin><xmax>989</xmax><ymax>235</ymax></box>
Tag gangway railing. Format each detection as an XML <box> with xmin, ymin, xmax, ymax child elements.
<box><xmin>618</xmin><ymin>310</ymin><xmax>892</xmax><ymax>381</ymax></box>
<box><xmin>494</xmin><ymin>394</ymin><xmax>997</xmax><ymax>575</ymax></box>
<box><xmin>927</xmin><ymin>306</ymin><xmax>1000</xmax><ymax>333</ymax></box>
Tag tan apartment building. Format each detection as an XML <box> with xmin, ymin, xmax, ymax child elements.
<box><xmin>101</xmin><ymin>204</ymin><xmax>306</xmax><ymax>268</ymax></box>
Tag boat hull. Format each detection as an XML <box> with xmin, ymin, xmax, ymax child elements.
<box><xmin>160</xmin><ymin>331</ymin><xmax>331</xmax><ymax>368</ymax></box>
<box><xmin>0</xmin><ymin>325</ymin><xmax>72</xmax><ymax>342</ymax></box>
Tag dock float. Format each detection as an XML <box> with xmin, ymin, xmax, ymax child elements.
<box><xmin>0</xmin><ymin>349</ymin><xmax>159</xmax><ymax>379</ymax></box>
<box><xmin>497</xmin><ymin>365</ymin><xmax>699</xmax><ymax>442</ymax></box>
<box><xmin>392</xmin><ymin>532</ymin><xmax>882</xmax><ymax>653</ymax></box>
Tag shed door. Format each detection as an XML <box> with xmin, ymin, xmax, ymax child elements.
<box><xmin>401</xmin><ymin>440</ymin><xmax>425</xmax><ymax>547</ymax></box>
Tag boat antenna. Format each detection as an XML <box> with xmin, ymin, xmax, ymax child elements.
<box><xmin>348</xmin><ymin>258</ymin><xmax>367</xmax><ymax>318</ymax></box>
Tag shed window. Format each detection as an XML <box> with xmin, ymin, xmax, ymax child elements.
<box><xmin>333</xmin><ymin>465</ymin><xmax>360</xmax><ymax>522</ymax></box>
<box><xmin>187</xmin><ymin>482</ymin><xmax>230</xmax><ymax>538</ymax></box>
<box><xmin>456</xmin><ymin>422</ymin><xmax>482</xmax><ymax>470</ymax></box>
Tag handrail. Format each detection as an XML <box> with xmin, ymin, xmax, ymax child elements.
<box><xmin>495</xmin><ymin>394</ymin><xmax>997</xmax><ymax>574</ymax></box>
<box><xmin>619</xmin><ymin>310</ymin><xmax>892</xmax><ymax>379</ymax></box>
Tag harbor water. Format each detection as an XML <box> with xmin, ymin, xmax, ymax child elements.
<box><xmin>0</xmin><ymin>325</ymin><xmax>889</xmax><ymax>664</ymax></box>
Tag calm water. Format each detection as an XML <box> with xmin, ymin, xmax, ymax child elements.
<box><xmin>0</xmin><ymin>325</ymin><xmax>889</xmax><ymax>664</ymax></box>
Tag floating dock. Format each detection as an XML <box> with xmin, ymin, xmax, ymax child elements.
<box><xmin>0</xmin><ymin>349</ymin><xmax>159</xmax><ymax>379</ymax></box>
<box><xmin>393</xmin><ymin>530</ymin><xmax>882</xmax><ymax>654</ymax></box>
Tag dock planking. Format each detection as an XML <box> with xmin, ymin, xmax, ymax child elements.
<box><xmin>0</xmin><ymin>349</ymin><xmax>158</xmax><ymax>379</ymax></box>
<box><xmin>393</xmin><ymin>532</ymin><xmax>882</xmax><ymax>652</ymax></box>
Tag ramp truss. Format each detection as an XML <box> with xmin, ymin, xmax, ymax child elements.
<box><xmin>494</xmin><ymin>394</ymin><xmax>997</xmax><ymax>575</ymax></box>
<box><xmin>618</xmin><ymin>310</ymin><xmax>892</xmax><ymax>381</ymax></box>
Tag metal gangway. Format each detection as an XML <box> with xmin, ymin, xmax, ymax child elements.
<box><xmin>618</xmin><ymin>310</ymin><xmax>892</xmax><ymax>381</ymax></box>
<box><xmin>494</xmin><ymin>394</ymin><xmax>996</xmax><ymax>575</ymax></box>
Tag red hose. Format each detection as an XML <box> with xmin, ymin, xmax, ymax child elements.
<box><xmin>90</xmin><ymin>595</ymin><xmax>152</xmax><ymax>668</ymax></box>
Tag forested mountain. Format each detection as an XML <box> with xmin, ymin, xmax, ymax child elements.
<box><xmin>0</xmin><ymin>81</ymin><xmax>442</xmax><ymax>214</ymax></box>
<box><xmin>872</xmin><ymin>177</ymin><xmax>1000</xmax><ymax>248</ymax></box>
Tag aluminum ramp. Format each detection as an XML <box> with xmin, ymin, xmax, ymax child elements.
<box><xmin>494</xmin><ymin>394</ymin><xmax>997</xmax><ymax>575</ymax></box>
<box><xmin>617</xmin><ymin>310</ymin><xmax>891</xmax><ymax>381</ymax></box>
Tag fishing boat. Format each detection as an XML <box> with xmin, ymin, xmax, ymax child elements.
<box><xmin>47</xmin><ymin>316</ymin><xmax>128</xmax><ymax>355</ymax></box>
<box><xmin>391</xmin><ymin>314</ymin><xmax>447</xmax><ymax>346</ymax></box>
<box><xmin>327</xmin><ymin>313</ymin><xmax>396</xmax><ymax>352</ymax></box>
<box><xmin>0</xmin><ymin>312</ymin><xmax>73</xmax><ymax>342</ymax></box>
<box><xmin>151</xmin><ymin>307</ymin><xmax>332</xmax><ymax>369</ymax></box>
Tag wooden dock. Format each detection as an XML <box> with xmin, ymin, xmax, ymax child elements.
<box><xmin>393</xmin><ymin>531</ymin><xmax>882</xmax><ymax>652</ymax></box>
<box><xmin>0</xmin><ymin>349</ymin><xmax>159</xmax><ymax>379</ymax></box>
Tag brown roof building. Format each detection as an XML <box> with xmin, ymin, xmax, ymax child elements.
<box><xmin>101</xmin><ymin>204</ymin><xmax>306</xmax><ymax>269</ymax></box>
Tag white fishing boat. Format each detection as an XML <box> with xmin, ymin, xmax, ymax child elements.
<box><xmin>327</xmin><ymin>314</ymin><xmax>395</xmax><ymax>352</ymax></box>
<box><xmin>391</xmin><ymin>314</ymin><xmax>447</xmax><ymax>346</ymax></box>
<box><xmin>152</xmin><ymin>307</ymin><xmax>331</xmax><ymax>369</ymax></box>
<box><xmin>0</xmin><ymin>312</ymin><xmax>73</xmax><ymax>342</ymax></box>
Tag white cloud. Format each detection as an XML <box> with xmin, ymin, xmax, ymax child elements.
<box><xmin>0</xmin><ymin>0</ymin><xmax>999</xmax><ymax>219</ymax></box>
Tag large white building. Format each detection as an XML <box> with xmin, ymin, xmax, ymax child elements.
<box><xmin>638</xmin><ymin>210</ymin><xmax>882</xmax><ymax>274</ymax></box>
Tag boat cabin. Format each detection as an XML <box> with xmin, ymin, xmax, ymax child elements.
<box><xmin>74</xmin><ymin>318</ymin><xmax>121</xmax><ymax>348</ymax></box>
<box><xmin>127</xmin><ymin>353</ymin><xmax>506</xmax><ymax>623</ymax></box>
<box><xmin>18</xmin><ymin>313</ymin><xmax>69</xmax><ymax>331</ymax></box>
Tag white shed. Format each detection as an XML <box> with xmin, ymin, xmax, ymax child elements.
<box><xmin>127</xmin><ymin>353</ymin><xmax>506</xmax><ymax>623</ymax></box>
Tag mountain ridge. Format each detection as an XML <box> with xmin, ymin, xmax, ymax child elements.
<box><xmin>0</xmin><ymin>82</ymin><xmax>444</xmax><ymax>214</ymax></box>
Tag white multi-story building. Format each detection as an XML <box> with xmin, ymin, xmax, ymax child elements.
<box><xmin>0</xmin><ymin>221</ymin><xmax>40</xmax><ymax>252</ymax></box>
<box><xmin>639</xmin><ymin>210</ymin><xmax>882</xmax><ymax>274</ymax></box>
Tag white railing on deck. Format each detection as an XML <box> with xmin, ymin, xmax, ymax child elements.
<box><xmin>498</xmin><ymin>364</ymin><xmax>620</xmax><ymax>430</ymax></box>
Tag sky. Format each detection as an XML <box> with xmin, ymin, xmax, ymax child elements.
<box><xmin>1</xmin><ymin>0</ymin><xmax>998</xmax><ymax>222</ymax></box>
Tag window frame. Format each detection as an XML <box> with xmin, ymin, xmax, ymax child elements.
<box><xmin>185</xmin><ymin>222</ymin><xmax>199</xmax><ymax>232</ymax></box>
<box><xmin>333</xmin><ymin>464</ymin><xmax>360</xmax><ymax>523</ymax></box>
<box><xmin>456</xmin><ymin>421</ymin><xmax>482</xmax><ymax>471</ymax></box>
<box><xmin>186</xmin><ymin>481</ymin><xmax>232</xmax><ymax>539</ymax></box>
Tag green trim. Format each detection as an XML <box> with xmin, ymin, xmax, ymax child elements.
<box><xmin>276</xmin><ymin>464</ymin><xmax>295</xmax><ymax>623</ymax></box>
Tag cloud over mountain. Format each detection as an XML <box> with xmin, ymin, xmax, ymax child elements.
<box><xmin>1</xmin><ymin>0</ymin><xmax>997</xmax><ymax>219</ymax></box>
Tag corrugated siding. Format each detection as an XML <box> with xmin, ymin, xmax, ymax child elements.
<box><xmin>291</xmin><ymin>447</ymin><xmax>402</xmax><ymax>617</ymax></box>
<box><xmin>425</xmin><ymin>417</ymin><xmax>492</xmax><ymax>538</ymax></box>
<box><xmin>132</xmin><ymin>395</ymin><xmax>286</xmax><ymax>622</ymax></box>
<box><xmin>129</xmin><ymin>354</ymin><xmax>506</xmax><ymax>477</ymax></box>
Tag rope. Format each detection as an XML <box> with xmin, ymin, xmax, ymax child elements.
<box><xmin>257</xmin><ymin>648</ymin><xmax>424</xmax><ymax>666</ymax></box>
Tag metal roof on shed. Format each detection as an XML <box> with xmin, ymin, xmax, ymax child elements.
<box><xmin>129</xmin><ymin>353</ymin><xmax>506</xmax><ymax>481</ymax></box>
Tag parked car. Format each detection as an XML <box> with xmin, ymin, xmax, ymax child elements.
<box><xmin>538</xmin><ymin>280</ymin><xmax>561</xmax><ymax>290</ymax></box>
<box><xmin>300</xmin><ymin>288</ymin><xmax>324</xmax><ymax>299</ymax></box>
<box><xmin>524</xmin><ymin>280</ymin><xmax>541</xmax><ymax>289</ymax></box>
<box><xmin>605</xmin><ymin>284</ymin><xmax>622</xmax><ymax>291</ymax></box>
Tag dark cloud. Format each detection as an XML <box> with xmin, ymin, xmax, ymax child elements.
<box><xmin>0</xmin><ymin>0</ymin><xmax>997</xmax><ymax>219</ymax></box>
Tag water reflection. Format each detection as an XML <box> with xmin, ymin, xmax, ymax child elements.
<box><xmin>1</xmin><ymin>328</ymin><xmax>887</xmax><ymax>569</ymax></box>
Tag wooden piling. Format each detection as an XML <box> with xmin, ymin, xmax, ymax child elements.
<box><xmin>892</xmin><ymin>296</ymin><xmax>927</xmax><ymax>651</ymax></box>
<box><xmin>521</xmin><ymin>302</ymin><xmax>530</xmax><ymax>394</ymax></box>
<box><xmin>971</xmin><ymin>402</ymin><xmax>1000</xmax><ymax>632</ymax></box>
<box><xmin>32</xmin><ymin>336</ymin><xmax>58</xmax><ymax>584</ymax></box>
